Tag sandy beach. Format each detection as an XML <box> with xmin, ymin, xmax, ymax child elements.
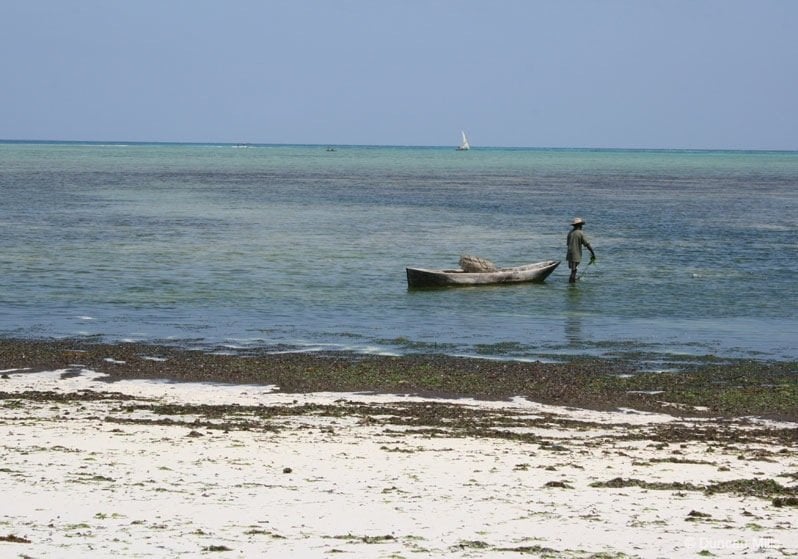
<box><xmin>1</xmin><ymin>342</ymin><xmax>797</xmax><ymax>558</ymax></box>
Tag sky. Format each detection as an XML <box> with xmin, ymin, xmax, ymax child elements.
<box><xmin>1</xmin><ymin>1</ymin><xmax>796</xmax><ymax>150</ymax></box>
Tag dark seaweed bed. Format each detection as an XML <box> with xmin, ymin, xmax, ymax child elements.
<box><xmin>2</xmin><ymin>339</ymin><xmax>797</xmax><ymax>421</ymax></box>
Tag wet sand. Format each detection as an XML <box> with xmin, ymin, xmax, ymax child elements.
<box><xmin>1</xmin><ymin>340</ymin><xmax>797</xmax><ymax>557</ymax></box>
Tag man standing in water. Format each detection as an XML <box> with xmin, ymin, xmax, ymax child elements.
<box><xmin>567</xmin><ymin>217</ymin><xmax>596</xmax><ymax>283</ymax></box>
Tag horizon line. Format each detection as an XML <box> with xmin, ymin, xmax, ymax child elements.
<box><xmin>1</xmin><ymin>138</ymin><xmax>796</xmax><ymax>154</ymax></box>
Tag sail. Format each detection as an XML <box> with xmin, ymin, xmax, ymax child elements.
<box><xmin>458</xmin><ymin>131</ymin><xmax>470</xmax><ymax>151</ymax></box>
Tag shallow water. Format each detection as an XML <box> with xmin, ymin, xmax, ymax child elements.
<box><xmin>1</xmin><ymin>141</ymin><xmax>796</xmax><ymax>361</ymax></box>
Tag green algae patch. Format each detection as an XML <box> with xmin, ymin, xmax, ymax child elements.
<box><xmin>1</xmin><ymin>339</ymin><xmax>797</xmax><ymax>420</ymax></box>
<box><xmin>591</xmin><ymin>477</ymin><xmax>798</xmax><ymax>501</ymax></box>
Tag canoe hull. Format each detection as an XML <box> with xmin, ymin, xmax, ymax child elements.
<box><xmin>406</xmin><ymin>260</ymin><xmax>560</xmax><ymax>288</ymax></box>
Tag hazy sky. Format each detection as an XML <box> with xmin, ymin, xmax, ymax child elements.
<box><xmin>2</xmin><ymin>1</ymin><xmax>796</xmax><ymax>149</ymax></box>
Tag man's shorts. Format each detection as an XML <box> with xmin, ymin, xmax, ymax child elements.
<box><xmin>568</xmin><ymin>260</ymin><xmax>580</xmax><ymax>270</ymax></box>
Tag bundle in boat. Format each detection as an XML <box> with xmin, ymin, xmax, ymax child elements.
<box><xmin>458</xmin><ymin>255</ymin><xmax>497</xmax><ymax>272</ymax></box>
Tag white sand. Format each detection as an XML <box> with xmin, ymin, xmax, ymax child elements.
<box><xmin>1</xmin><ymin>369</ymin><xmax>796</xmax><ymax>558</ymax></box>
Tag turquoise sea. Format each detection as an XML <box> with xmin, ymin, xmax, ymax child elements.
<box><xmin>1</xmin><ymin>141</ymin><xmax>796</xmax><ymax>363</ymax></box>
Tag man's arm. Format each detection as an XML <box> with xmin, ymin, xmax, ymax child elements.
<box><xmin>583</xmin><ymin>237</ymin><xmax>596</xmax><ymax>261</ymax></box>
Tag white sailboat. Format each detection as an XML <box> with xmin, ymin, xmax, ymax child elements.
<box><xmin>456</xmin><ymin>130</ymin><xmax>470</xmax><ymax>151</ymax></box>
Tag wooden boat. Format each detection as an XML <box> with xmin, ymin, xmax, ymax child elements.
<box><xmin>406</xmin><ymin>260</ymin><xmax>560</xmax><ymax>288</ymax></box>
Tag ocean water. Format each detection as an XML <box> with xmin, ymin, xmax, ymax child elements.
<box><xmin>1</xmin><ymin>141</ymin><xmax>796</xmax><ymax>363</ymax></box>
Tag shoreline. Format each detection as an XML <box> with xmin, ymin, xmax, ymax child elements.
<box><xmin>1</xmin><ymin>338</ymin><xmax>797</xmax><ymax>421</ymax></box>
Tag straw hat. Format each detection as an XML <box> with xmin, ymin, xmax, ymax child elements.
<box><xmin>571</xmin><ymin>217</ymin><xmax>586</xmax><ymax>226</ymax></box>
